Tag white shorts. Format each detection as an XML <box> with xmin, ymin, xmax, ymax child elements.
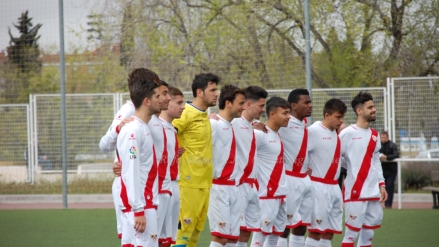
<box><xmin>285</xmin><ymin>175</ymin><xmax>314</xmax><ymax>228</ymax></box>
<box><xmin>112</xmin><ymin>176</ymin><xmax>123</xmax><ymax>238</ymax></box>
<box><xmin>259</xmin><ymin>198</ymin><xmax>287</xmax><ymax>235</ymax></box>
<box><xmin>157</xmin><ymin>193</ymin><xmax>172</xmax><ymax>245</ymax></box>
<box><xmin>208</xmin><ymin>184</ymin><xmax>240</xmax><ymax>240</ymax></box>
<box><xmin>308</xmin><ymin>182</ymin><xmax>342</xmax><ymax>234</ymax></box>
<box><xmin>344</xmin><ymin>200</ymin><xmax>383</xmax><ymax>232</ymax></box>
<box><xmin>237</xmin><ymin>182</ymin><xmax>261</xmax><ymax>231</ymax></box>
<box><xmin>170</xmin><ymin>181</ymin><xmax>180</xmax><ymax>244</ymax></box>
<box><xmin>121</xmin><ymin>208</ymin><xmax>158</xmax><ymax>247</ymax></box>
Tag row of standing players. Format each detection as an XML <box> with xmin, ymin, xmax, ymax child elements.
<box><xmin>99</xmin><ymin>69</ymin><xmax>388</xmax><ymax>247</ymax></box>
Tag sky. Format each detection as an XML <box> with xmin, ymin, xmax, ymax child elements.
<box><xmin>0</xmin><ymin>0</ymin><xmax>104</xmax><ymax>53</ymax></box>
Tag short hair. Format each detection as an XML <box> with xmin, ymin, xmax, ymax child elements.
<box><xmin>191</xmin><ymin>73</ymin><xmax>221</xmax><ymax>97</ymax></box>
<box><xmin>381</xmin><ymin>131</ymin><xmax>389</xmax><ymax>136</ymax></box>
<box><xmin>244</xmin><ymin>86</ymin><xmax>268</xmax><ymax>101</ymax></box>
<box><xmin>351</xmin><ymin>91</ymin><xmax>374</xmax><ymax>115</ymax></box>
<box><xmin>266</xmin><ymin>96</ymin><xmax>290</xmax><ymax>117</ymax></box>
<box><xmin>159</xmin><ymin>80</ymin><xmax>169</xmax><ymax>87</ymax></box>
<box><xmin>323</xmin><ymin>99</ymin><xmax>347</xmax><ymax>116</ymax></box>
<box><xmin>128</xmin><ymin>68</ymin><xmax>160</xmax><ymax>109</ymax></box>
<box><xmin>218</xmin><ymin>85</ymin><xmax>246</xmax><ymax>110</ymax></box>
<box><xmin>168</xmin><ymin>86</ymin><xmax>183</xmax><ymax>98</ymax></box>
<box><xmin>287</xmin><ymin>88</ymin><xmax>309</xmax><ymax>104</ymax></box>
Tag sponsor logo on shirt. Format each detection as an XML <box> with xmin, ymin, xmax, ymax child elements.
<box><xmin>268</xmin><ymin>140</ymin><xmax>276</xmax><ymax>143</ymax></box>
<box><xmin>129</xmin><ymin>147</ymin><xmax>137</xmax><ymax>159</ymax></box>
<box><xmin>241</xmin><ymin>127</ymin><xmax>249</xmax><ymax>130</ymax></box>
<box><xmin>222</xmin><ymin>128</ymin><xmax>229</xmax><ymax>130</ymax></box>
<box><xmin>352</xmin><ymin>137</ymin><xmax>362</xmax><ymax>140</ymax></box>
<box><xmin>323</xmin><ymin>137</ymin><xmax>332</xmax><ymax>140</ymax></box>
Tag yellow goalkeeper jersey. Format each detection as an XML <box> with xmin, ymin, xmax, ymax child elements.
<box><xmin>172</xmin><ymin>103</ymin><xmax>213</xmax><ymax>188</ymax></box>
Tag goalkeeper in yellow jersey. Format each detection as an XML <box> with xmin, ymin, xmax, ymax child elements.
<box><xmin>172</xmin><ymin>73</ymin><xmax>220</xmax><ymax>247</ymax></box>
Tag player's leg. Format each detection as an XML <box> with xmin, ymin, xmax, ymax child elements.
<box><xmin>318</xmin><ymin>184</ymin><xmax>343</xmax><ymax>247</ymax></box>
<box><xmin>121</xmin><ymin>212</ymin><xmax>136</xmax><ymax>247</ymax></box>
<box><xmin>250</xmin><ymin>199</ymin><xmax>280</xmax><ymax>247</ymax></box>
<box><xmin>357</xmin><ymin>201</ymin><xmax>383</xmax><ymax>247</ymax></box>
<box><xmin>341</xmin><ymin>201</ymin><xmax>367</xmax><ymax>246</ymax></box>
<box><xmin>305</xmin><ymin>182</ymin><xmax>328</xmax><ymax>247</ymax></box>
<box><xmin>237</xmin><ymin>184</ymin><xmax>260</xmax><ymax>247</ymax></box>
<box><xmin>385</xmin><ymin>173</ymin><xmax>396</xmax><ymax>208</ymax></box>
<box><xmin>187</xmin><ymin>187</ymin><xmax>210</xmax><ymax>247</ymax></box>
<box><xmin>173</xmin><ymin>186</ymin><xmax>203</xmax><ymax>247</ymax></box>
<box><xmin>136</xmin><ymin>208</ymin><xmax>158</xmax><ymax>247</ymax></box>
<box><xmin>112</xmin><ymin>176</ymin><xmax>123</xmax><ymax>239</ymax></box>
<box><xmin>208</xmin><ymin>185</ymin><xmax>232</xmax><ymax>246</ymax></box>
<box><xmin>157</xmin><ymin>193</ymin><xmax>172</xmax><ymax>246</ymax></box>
<box><xmin>225</xmin><ymin>186</ymin><xmax>241</xmax><ymax>247</ymax></box>
<box><xmin>266</xmin><ymin>198</ymin><xmax>286</xmax><ymax>247</ymax></box>
<box><xmin>283</xmin><ymin>176</ymin><xmax>304</xmax><ymax>247</ymax></box>
<box><xmin>170</xmin><ymin>181</ymin><xmax>180</xmax><ymax>245</ymax></box>
<box><xmin>291</xmin><ymin>178</ymin><xmax>314</xmax><ymax>247</ymax></box>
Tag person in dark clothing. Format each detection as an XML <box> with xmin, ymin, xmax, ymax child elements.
<box><xmin>379</xmin><ymin>131</ymin><xmax>400</xmax><ymax>208</ymax></box>
<box><xmin>337</xmin><ymin>124</ymin><xmax>347</xmax><ymax>189</ymax></box>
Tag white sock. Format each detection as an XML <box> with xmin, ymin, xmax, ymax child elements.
<box><xmin>250</xmin><ymin>232</ymin><xmax>267</xmax><ymax>247</ymax></box>
<box><xmin>289</xmin><ymin>234</ymin><xmax>305</xmax><ymax>247</ymax></box>
<box><xmin>225</xmin><ymin>243</ymin><xmax>237</xmax><ymax>247</ymax></box>
<box><xmin>357</xmin><ymin>228</ymin><xmax>374</xmax><ymax>247</ymax></box>
<box><xmin>341</xmin><ymin>227</ymin><xmax>359</xmax><ymax>246</ymax></box>
<box><xmin>318</xmin><ymin>239</ymin><xmax>331</xmax><ymax>247</ymax></box>
<box><xmin>263</xmin><ymin>234</ymin><xmax>280</xmax><ymax>247</ymax></box>
<box><xmin>277</xmin><ymin>237</ymin><xmax>288</xmax><ymax>247</ymax></box>
<box><xmin>209</xmin><ymin>241</ymin><xmax>225</xmax><ymax>247</ymax></box>
<box><xmin>304</xmin><ymin>237</ymin><xmax>320</xmax><ymax>247</ymax></box>
<box><xmin>236</xmin><ymin>242</ymin><xmax>247</xmax><ymax>247</ymax></box>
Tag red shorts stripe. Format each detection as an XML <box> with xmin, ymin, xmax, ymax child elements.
<box><xmin>285</xmin><ymin>171</ymin><xmax>307</xmax><ymax>178</ymax></box>
<box><xmin>362</xmin><ymin>224</ymin><xmax>381</xmax><ymax>230</ymax></box>
<box><xmin>344</xmin><ymin>197</ymin><xmax>380</xmax><ymax>203</ymax></box>
<box><xmin>212</xmin><ymin>179</ymin><xmax>236</xmax><ymax>185</ymax></box>
<box><xmin>345</xmin><ymin>223</ymin><xmax>361</xmax><ymax>232</ymax></box>
<box><xmin>308</xmin><ymin>228</ymin><xmax>342</xmax><ymax>234</ymax></box>
<box><xmin>341</xmin><ymin>243</ymin><xmax>354</xmax><ymax>247</ymax></box>
<box><xmin>310</xmin><ymin>176</ymin><xmax>338</xmax><ymax>185</ymax></box>
<box><xmin>159</xmin><ymin>190</ymin><xmax>172</xmax><ymax>196</ymax></box>
<box><xmin>211</xmin><ymin>231</ymin><xmax>239</xmax><ymax>240</ymax></box>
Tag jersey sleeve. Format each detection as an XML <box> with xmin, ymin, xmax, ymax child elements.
<box><xmin>307</xmin><ymin>128</ymin><xmax>315</xmax><ymax>152</ymax></box>
<box><xmin>254</xmin><ymin>129</ymin><xmax>265</xmax><ymax>149</ymax></box>
<box><xmin>172</xmin><ymin>110</ymin><xmax>189</xmax><ymax>134</ymax></box>
<box><xmin>372</xmin><ymin>133</ymin><xmax>385</xmax><ymax>187</ymax></box>
<box><xmin>118</xmin><ymin>127</ymin><xmax>145</xmax><ymax>214</ymax></box>
<box><xmin>99</xmin><ymin>104</ymin><xmax>134</xmax><ymax>152</ymax></box>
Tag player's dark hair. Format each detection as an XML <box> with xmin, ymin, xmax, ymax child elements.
<box><xmin>266</xmin><ymin>96</ymin><xmax>290</xmax><ymax>118</ymax></box>
<box><xmin>287</xmin><ymin>88</ymin><xmax>309</xmax><ymax>104</ymax></box>
<box><xmin>218</xmin><ymin>85</ymin><xmax>246</xmax><ymax>110</ymax></box>
<box><xmin>159</xmin><ymin>80</ymin><xmax>169</xmax><ymax>87</ymax></box>
<box><xmin>351</xmin><ymin>91</ymin><xmax>374</xmax><ymax>116</ymax></box>
<box><xmin>323</xmin><ymin>99</ymin><xmax>347</xmax><ymax>116</ymax></box>
<box><xmin>381</xmin><ymin>131</ymin><xmax>389</xmax><ymax>136</ymax></box>
<box><xmin>192</xmin><ymin>73</ymin><xmax>221</xmax><ymax>97</ymax></box>
<box><xmin>168</xmin><ymin>86</ymin><xmax>183</xmax><ymax>98</ymax></box>
<box><xmin>128</xmin><ymin>68</ymin><xmax>160</xmax><ymax>109</ymax></box>
<box><xmin>191</xmin><ymin>73</ymin><xmax>221</xmax><ymax>97</ymax></box>
<box><xmin>244</xmin><ymin>86</ymin><xmax>268</xmax><ymax>102</ymax></box>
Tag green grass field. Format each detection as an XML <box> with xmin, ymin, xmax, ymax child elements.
<box><xmin>0</xmin><ymin>209</ymin><xmax>438</xmax><ymax>247</ymax></box>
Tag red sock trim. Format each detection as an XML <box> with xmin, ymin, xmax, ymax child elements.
<box><xmin>341</xmin><ymin>243</ymin><xmax>354</xmax><ymax>247</ymax></box>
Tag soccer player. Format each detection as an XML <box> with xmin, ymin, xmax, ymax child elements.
<box><xmin>277</xmin><ymin>89</ymin><xmax>313</xmax><ymax>247</ymax></box>
<box><xmin>234</xmin><ymin>86</ymin><xmax>268</xmax><ymax>247</ymax></box>
<box><xmin>208</xmin><ymin>85</ymin><xmax>246</xmax><ymax>247</ymax></box>
<box><xmin>250</xmin><ymin>96</ymin><xmax>290</xmax><ymax>247</ymax></box>
<box><xmin>339</xmin><ymin>92</ymin><xmax>388</xmax><ymax>247</ymax></box>
<box><xmin>305</xmin><ymin>99</ymin><xmax>347</xmax><ymax>247</ymax></box>
<box><xmin>172</xmin><ymin>73</ymin><xmax>220</xmax><ymax>247</ymax></box>
<box><xmin>117</xmin><ymin>68</ymin><xmax>161</xmax><ymax>246</ymax></box>
<box><xmin>159</xmin><ymin>86</ymin><xmax>186</xmax><ymax>246</ymax></box>
<box><xmin>99</xmin><ymin>68</ymin><xmax>160</xmax><ymax>239</ymax></box>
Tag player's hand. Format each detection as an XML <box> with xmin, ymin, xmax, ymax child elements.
<box><xmin>306</xmin><ymin>167</ymin><xmax>312</xmax><ymax>176</ymax></box>
<box><xmin>118</xmin><ymin>117</ymin><xmax>135</xmax><ymax>131</ymax></box>
<box><xmin>208</xmin><ymin>113</ymin><xmax>219</xmax><ymax>120</ymax></box>
<box><xmin>252</xmin><ymin>122</ymin><xmax>267</xmax><ymax>133</ymax></box>
<box><xmin>380</xmin><ymin>186</ymin><xmax>388</xmax><ymax>202</ymax></box>
<box><xmin>134</xmin><ymin>215</ymin><xmax>146</xmax><ymax>233</ymax></box>
<box><xmin>380</xmin><ymin>155</ymin><xmax>387</xmax><ymax>161</ymax></box>
<box><xmin>178</xmin><ymin>148</ymin><xmax>185</xmax><ymax>158</ymax></box>
<box><xmin>113</xmin><ymin>161</ymin><xmax>122</xmax><ymax>176</ymax></box>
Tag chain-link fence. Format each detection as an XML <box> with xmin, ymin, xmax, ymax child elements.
<box><xmin>389</xmin><ymin>76</ymin><xmax>439</xmax><ymax>158</ymax></box>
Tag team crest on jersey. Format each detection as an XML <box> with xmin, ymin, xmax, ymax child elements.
<box><xmin>150</xmin><ymin>234</ymin><xmax>157</xmax><ymax>241</ymax></box>
<box><xmin>116</xmin><ymin>115</ymin><xmax>122</xmax><ymax>120</ymax></box>
<box><xmin>183</xmin><ymin>218</ymin><xmax>192</xmax><ymax>225</ymax></box>
<box><xmin>218</xmin><ymin>222</ymin><xmax>226</xmax><ymax>228</ymax></box>
<box><xmin>349</xmin><ymin>214</ymin><xmax>357</xmax><ymax>221</ymax></box>
<box><xmin>129</xmin><ymin>133</ymin><xmax>136</xmax><ymax>140</ymax></box>
<box><xmin>240</xmin><ymin>214</ymin><xmax>244</xmax><ymax>221</ymax></box>
<box><xmin>316</xmin><ymin>219</ymin><xmax>322</xmax><ymax>225</ymax></box>
<box><xmin>287</xmin><ymin>214</ymin><xmax>293</xmax><ymax>220</ymax></box>
<box><xmin>372</xmin><ymin>135</ymin><xmax>377</xmax><ymax>142</ymax></box>
<box><xmin>129</xmin><ymin>147</ymin><xmax>137</xmax><ymax>159</ymax></box>
<box><xmin>264</xmin><ymin>220</ymin><xmax>271</xmax><ymax>226</ymax></box>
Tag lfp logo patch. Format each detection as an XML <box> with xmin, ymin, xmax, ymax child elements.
<box><xmin>129</xmin><ymin>147</ymin><xmax>137</xmax><ymax>159</ymax></box>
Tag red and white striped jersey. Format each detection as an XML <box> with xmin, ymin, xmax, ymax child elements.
<box><xmin>307</xmin><ymin>121</ymin><xmax>341</xmax><ymax>183</ymax></box>
<box><xmin>148</xmin><ymin>115</ymin><xmax>168</xmax><ymax>193</ymax></box>
<box><xmin>161</xmin><ymin>117</ymin><xmax>180</xmax><ymax>183</ymax></box>
<box><xmin>278</xmin><ymin>117</ymin><xmax>309</xmax><ymax>175</ymax></box>
<box><xmin>118</xmin><ymin>117</ymin><xmax>158</xmax><ymax>214</ymax></box>
<box><xmin>210</xmin><ymin>115</ymin><xmax>239</xmax><ymax>184</ymax></box>
<box><xmin>99</xmin><ymin>101</ymin><xmax>135</xmax><ymax>152</ymax></box>
<box><xmin>232</xmin><ymin>117</ymin><xmax>258</xmax><ymax>185</ymax></box>
<box><xmin>339</xmin><ymin>124</ymin><xmax>385</xmax><ymax>201</ymax></box>
<box><xmin>255</xmin><ymin>127</ymin><xmax>287</xmax><ymax>198</ymax></box>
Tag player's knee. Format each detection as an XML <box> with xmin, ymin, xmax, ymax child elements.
<box><xmin>238</xmin><ymin>230</ymin><xmax>251</xmax><ymax>242</ymax></box>
<box><xmin>292</xmin><ymin>226</ymin><xmax>307</xmax><ymax>236</ymax></box>
<box><xmin>280</xmin><ymin>227</ymin><xmax>290</xmax><ymax>238</ymax></box>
